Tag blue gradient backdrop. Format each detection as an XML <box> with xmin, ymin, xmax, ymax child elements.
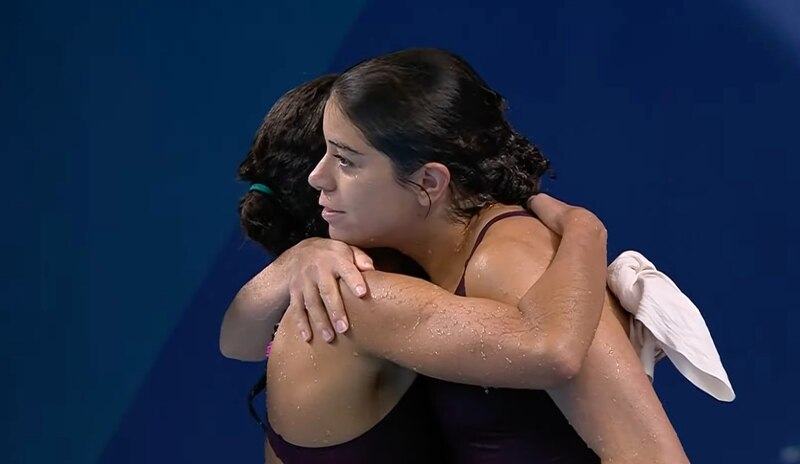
<box><xmin>2</xmin><ymin>1</ymin><xmax>797</xmax><ymax>462</ymax></box>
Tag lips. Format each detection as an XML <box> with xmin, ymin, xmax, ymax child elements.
<box><xmin>319</xmin><ymin>202</ymin><xmax>344</xmax><ymax>211</ymax></box>
<box><xmin>321</xmin><ymin>206</ymin><xmax>345</xmax><ymax>221</ymax></box>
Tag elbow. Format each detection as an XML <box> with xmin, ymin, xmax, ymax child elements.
<box><xmin>219</xmin><ymin>337</ymin><xmax>241</xmax><ymax>360</ymax></box>
<box><xmin>220</xmin><ymin>343</ymin><xmax>264</xmax><ymax>362</ymax></box>
<box><xmin>529</xmin><ymin>340</ymin><xmax>586</xmax><ymax>387</ymax></box>
<box><xmin>550</xmin><ymin>348</ymin><xmax>584</xmax><ymax>383</ymax></box>
<box><xmin>219</xmin><ymin>337</ymin><xmax>236</xmax><ymax>359</ymax></box>
<box><xmin>219</xmin><ymin>318</ymin><xmax>240</xmax><ymax>360</ymax></box>
<box><xmin>219</xmin><ymin>305</ymin><xmax>268</xmax><ymax>362</ymax></box>
<box><xmin>219</xmin><ymin>333</ymin><xmax>265</xmax><ymax>362</ymax></box>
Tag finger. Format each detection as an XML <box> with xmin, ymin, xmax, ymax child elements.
<box><xmin>318</xmin><ymin>275</ymin><xmax>348</xmax><ymax>334</ymax></box>
<box><xmin>527</xmin><ymin>192</ymin><xmax>568</xmax><ymax>214</ymax></box>
<box><xmin>351</xmin><ymin>247</ymin><xmax>374</xmax><ymax>271</ymax></box>
<box><xmin>528</xmin><ymin>193</ymin><xmax>569</xmax><ymax>234</ymax></box>
<box><xmin>337</xmin><ymin>260</ymin><xmax>368</xmax><ymax>298</ymax></box>
<box><xmin>288</xmin><ymin>286</ymin><xmax>311</xmax><ymax>343</ymax></box>
<box><xmin>304</xmin><ymin>278</ymin><xmax>335</xmax><ymax>343</ymax></box>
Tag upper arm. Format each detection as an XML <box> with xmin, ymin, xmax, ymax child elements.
<box><xmin>339</xmin><ymin>271</ymin><xmax>551</xmax><ymax>388</ymax></box>
<box><xmin>548</xmin><ymin>300</ymin><xmax>688</xmax><ymax>462</ymax></box>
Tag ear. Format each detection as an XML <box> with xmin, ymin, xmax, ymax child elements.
<box><xmin>412</xmin><ymin>162</ymin><xmax>451</xmax><ymax>205</ymax></box>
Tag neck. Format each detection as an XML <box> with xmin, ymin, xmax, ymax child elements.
<box><xmin>388</xmin><ymin>204</ymin><xmax>525</xmax><ymax>286</ymax></box>
<box><xmin>389</xmin><ymin>212</ymin><xmax>478</xmax><ymax>286</ymax></box>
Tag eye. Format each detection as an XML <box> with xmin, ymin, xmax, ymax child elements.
<box><xmin>333</xmin><ymin>153</ymin><xmax>353</xmax><ymax>168</ymax></box>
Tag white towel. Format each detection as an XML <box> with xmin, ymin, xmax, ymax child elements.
<box><xmin>607</xmin><ymin>251</ymin><xmax>735</xmax><ymax>402</ymax></box>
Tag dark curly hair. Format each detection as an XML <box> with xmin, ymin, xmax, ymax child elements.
<box><xmin>238</xmin><ymin>75</ymin><xmax>338</xmax><ymax>432</ymax></box>
<box><xmin>331</xmin><ymin>48</ymin><xmax>551</xmax><ymax>221</ymax></box>
<box><xmin>237</xmin><ymin>74</ymin><xmax>337</xmax><ymax>255</ymax></box>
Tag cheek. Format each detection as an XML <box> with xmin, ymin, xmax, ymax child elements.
<box><xmin>351</xmin><ymin>178</ymin><xmax>397</xmax><ymax>208</ymax></box>
<box><xmin>345</xmin><ymin>184</ymin><xmax>407</xmax><ymax>222</ymax></box>
<box><xmin>367</xmin><ymin>185</ymin><xmax>418</xmax><ymax>221</ymax></box>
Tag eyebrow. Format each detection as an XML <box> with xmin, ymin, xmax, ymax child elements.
<box><xmin>328</xmin><ymin>139</ymin><xmax>365</xmax><ymax>156</ymax></box>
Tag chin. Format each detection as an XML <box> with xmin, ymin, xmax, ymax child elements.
<box><xmin>328</xmin><ymin>226</ymin><xmax>356</xmax><ymax>244</ymax></box>
<box><xmin>329</xmin><ymin>226</ymin><xmax>382</xmax><ymax>248</ymax></box>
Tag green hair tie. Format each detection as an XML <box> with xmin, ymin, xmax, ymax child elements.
<box><xmin>249</xmin><ymin>183</ymin><xmax>273</xmax><ymax>195</ymax></box>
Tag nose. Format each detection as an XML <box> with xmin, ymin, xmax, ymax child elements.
<box><xmin>308</xmin><ymin>155</ymin><xmax>335</xmax><ymax>193</ymax></box>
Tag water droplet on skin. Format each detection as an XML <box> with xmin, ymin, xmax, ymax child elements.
<box><xmin>505</xmin><ymin>357</ymin><xmax>512</xmax><ymax>364</ymax></box>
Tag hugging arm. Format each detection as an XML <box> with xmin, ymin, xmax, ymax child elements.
<box><xmin>463</xmin><ymin>198</ymin><xmax>687</xmax><ymax>462</ymax></box>
<box><xmin>330</xmin><ymin>197</ymin><xmax>607</xmax><ymax>388</ymax></box>
<box><xmin>220</xmin><ymin>238</ymin><xmax>372</xmax><ymax>361</ymax></box>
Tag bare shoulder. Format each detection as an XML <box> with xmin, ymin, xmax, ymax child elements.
<box><xmin>464</xmin><ymin>210</ymin><xmax>559</xmax><ymax>300</ymax></box>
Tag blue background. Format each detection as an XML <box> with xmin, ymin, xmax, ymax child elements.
<box><xmin>2</xmin><ymin>1</ymin><xmax>798</xmax><ymax>462</ymax></box>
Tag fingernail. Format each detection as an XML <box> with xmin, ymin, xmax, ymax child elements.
<box><xmin>301</xmin><ymin>330</ymin><xmax>310</xmax><ymax>342</ymax></box>
<box><xmin>335</xmin><ymin>319</ymin><xmax>348</xmax><ymax>333</ymax></box>
<box><xmin>322</xmin><ymin>329</ymin><xmax>334</xmax><ymax>342</ymax></box>
<box><xmin>356</xmin><ymin>285</ymin><xmax>366</xmax><ymax>296</ymax></box>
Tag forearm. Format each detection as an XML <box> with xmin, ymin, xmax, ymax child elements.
<box><xmin>343</xmin><ymin>272</ymin><xmax>593</xmax><ymax>389</ymax></box>
<box><xmin>517</xmin><ymin>216</ymin><xmax>607</xmax><ymax>377</ymax></box>
<box><xmin>219</xmin><ymin>253</ymin><xmax>292</xmax><ymax>361</ymax></box>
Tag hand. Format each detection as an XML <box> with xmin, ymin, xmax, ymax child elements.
<box><xmin>286</xmin><ymin>238</ymin><xmax>374</xmax><ymax>343</ymax></box>
<box><xmin>527</xmin><ymin>193</ymin><xmax>606</xmax><ymax>238</ymax></box>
